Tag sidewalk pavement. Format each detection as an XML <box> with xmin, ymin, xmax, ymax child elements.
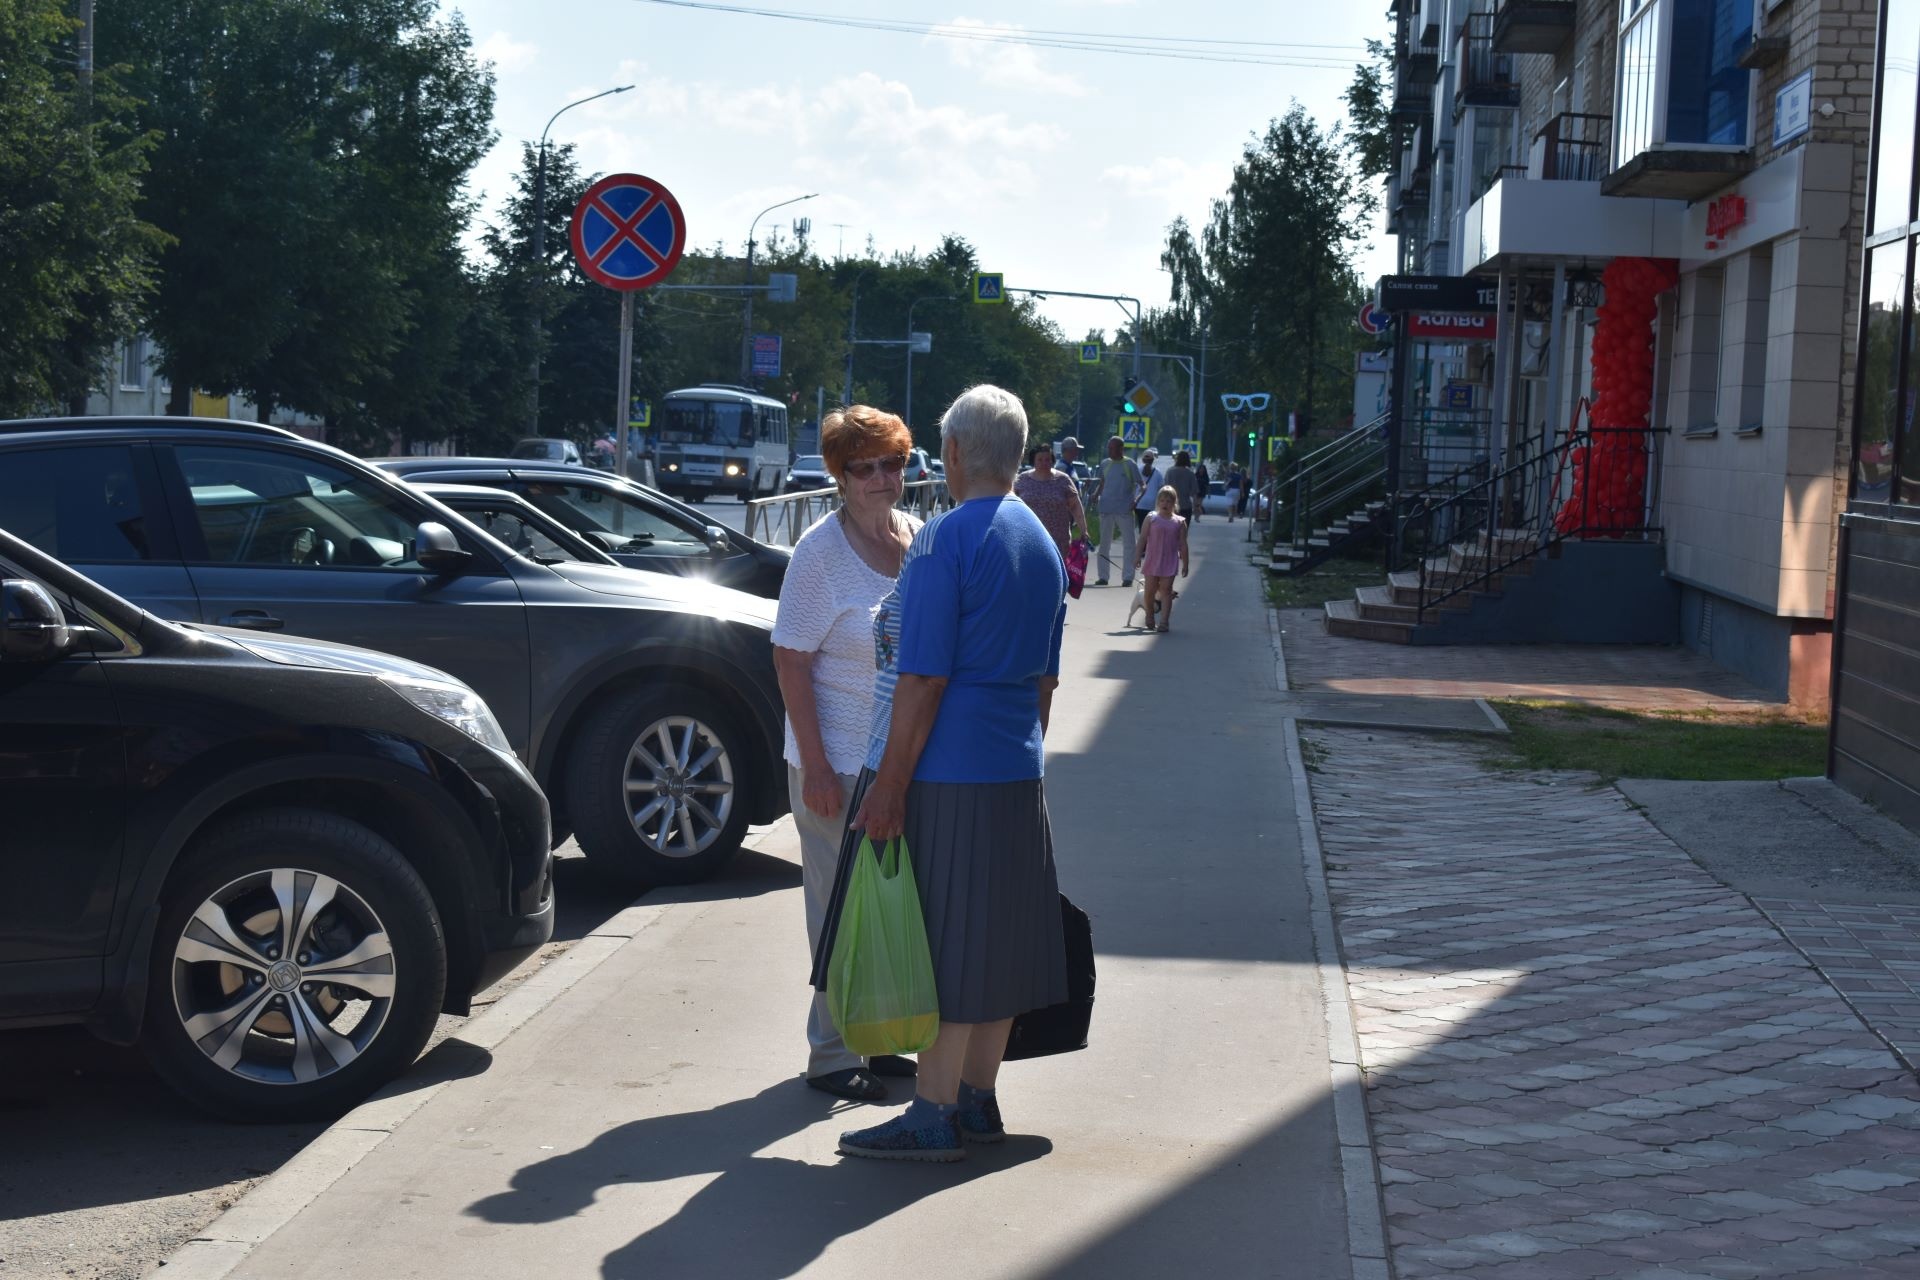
<box><xmin>1299</xmin><ymin>726</ymin><xmax>1920</xmax><ymax>1278</ymax></box>
<box><xmin>174</xmin><ymin>517</ymin><xmax>1361</xmax><ymax>1279</ymax></box>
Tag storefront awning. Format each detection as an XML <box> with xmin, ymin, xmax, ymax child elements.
<box><xmin>1462</xmin><ymin>178</ymin><xmax>1686</xmax><ymax>275</ymax></box>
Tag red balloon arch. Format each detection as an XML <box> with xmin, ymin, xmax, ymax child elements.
<box><xmin>1556</xmin><ymin>256</ymin><xmax>1679</xmax><ymax>536</ymax></box>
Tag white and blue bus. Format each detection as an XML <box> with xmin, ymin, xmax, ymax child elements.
<box><xmin>654</xmin><ymin>384</ymin><xmax>790</xmax><ymax>502</ymax></box>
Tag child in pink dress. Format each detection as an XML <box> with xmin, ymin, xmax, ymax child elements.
<box><xmin>1135</xmin><ymin>486</ymin><xmax>1189</xmax><ymax>632</ymax></box>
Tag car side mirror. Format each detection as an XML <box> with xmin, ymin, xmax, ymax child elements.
<box><xmin>413</xmin><ymin>522</ymin><xmax>474</xmax><ymax>575</ymax></box>
<box><xmin>1</xmin><ymin>579</ymin><xmax>73</xmax><ymax>663</ymax></box>
<box><xmin>703</xmin><ymin>525</ymin><xmax>730</xmax><ymax>552</ymax></box>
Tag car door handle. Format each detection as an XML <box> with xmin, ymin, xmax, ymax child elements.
<box><xmin>217</xmin><ymin>610</ymin><xmax>285</xmax><ymax>630</ymax></box>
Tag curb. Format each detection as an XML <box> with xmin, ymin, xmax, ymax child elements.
<box><xmin>155</xmin><ymin>828</ymin><xmax>790</xmax><ymax>1280</ymax></box>
<box><xmin>1270</xmin><ymin>604</ymin><xmax>1392</xmax><ymax>1280</ymax></box>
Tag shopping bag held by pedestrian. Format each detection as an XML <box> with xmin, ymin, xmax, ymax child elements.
<box><xmin>1064</xmin><ymin>538</ymin><xmax>1091</xmax><ymax>599</ymax></box>
<box><xmin>1004</xmin><ymin>894</ymin><xmax>1095</xmax><ymax>1060</ymax></box>
<box><xmin>826</xmin><ymin>836</ymin><xmax>941</xmax><ymax>1057</ymax></box>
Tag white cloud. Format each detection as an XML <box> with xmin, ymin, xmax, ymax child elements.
<box><xmin>929</xmin><ymin>18</ymin><xmax>1091</xmax><ymax>98</ymax></box>
<box><xmin>474</xmin><ymin>31</ymin><xmax>538</xmax><ymax>74</ymax></box>
<box><xmin>1102</xmin><ymin>156</ymin><xmax>1227</xmax><ymax>217</ymax></box>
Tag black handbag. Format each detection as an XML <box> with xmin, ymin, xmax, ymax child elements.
<box><xmin>1004</xmin><ymin>894</ymin><xmax>1095</xmax><ymax>1061</ymax></box>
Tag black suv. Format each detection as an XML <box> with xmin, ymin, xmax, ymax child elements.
<box><xmin>0</xmin><ymin>527</ymin><xmax>552</xmax><ymax>1119</ymax></box>
<box><xmin>0</xmin><ymin>418</ymin><xmax>788</xmax><ymax>887</ymax></box>
<box><xmin>373</xmin><ymin>457</ymin><xmax>791</xmax><ymax>598</ymax></box>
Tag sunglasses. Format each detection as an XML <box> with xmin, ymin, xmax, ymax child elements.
<box><xmin>1219</xmin><ymin>393</ymin><xmax>1272</xmax><ymax>413</ymax></box>
<box><xmin>844</xmin><ymin>454</ymin><xmax>909</xmax><ymax>479</ymax></box>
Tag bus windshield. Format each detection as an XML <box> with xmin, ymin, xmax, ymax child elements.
<box><xmin>661</xmin><ymin>399</ymin><xmax>752</xmax><ymax>447</ymax></box>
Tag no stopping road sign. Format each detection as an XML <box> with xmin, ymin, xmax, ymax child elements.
<box><xmin>570</xmin><ymin>173</ymin><xmax>686</xmax><ymax>291</ymax></box>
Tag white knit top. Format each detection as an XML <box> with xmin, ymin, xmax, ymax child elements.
<box><xmin>772</xmin><ymin>509</ymin><xmax>922</xmax><ymax>776</ymax></box>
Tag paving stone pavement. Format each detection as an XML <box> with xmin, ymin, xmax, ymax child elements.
<box><xmin>1757</xmin><ymin>900</ymin><xmax>1920</xmax><ymax>1075</ymax></box>
<box><xmin>1302</xmin><ymin>726</ymin><xmax>1920</xmax><ymax>1279</ymax></box>
<box><xmin>1279</xmin><ymin>608</ymin><xmax>1775</xmax><ymax>711</ymax></box>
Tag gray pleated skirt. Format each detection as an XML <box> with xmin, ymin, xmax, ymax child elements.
<box><xmin>810</xmin><ymin>770</ymin><xmax>1070</xmax><ymax>1025</ymax></box>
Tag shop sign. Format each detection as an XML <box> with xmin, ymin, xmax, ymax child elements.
<box><xmin>1377</xmin><ymin>275</ymin><xmax>1500</xmax><ymax>314</ymax></box>
<box><xmin>1406</xmin><ymin>312</ymin><xmax>1499</xmax><ymax>340</ymax></box>
<box><xmin>1704</xmin><ymin>194</ymin><xmax>1749</xmax><ymax>251</ymax></box>
<box><xmin>1774</xmin><ymin>71</ymin><xmax>1812</xmax><ymax>147</ymax></box>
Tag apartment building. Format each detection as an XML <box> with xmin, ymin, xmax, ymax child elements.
<box><xmin>1381</xmin><ymin>0</ymin><xmax>1872</xmax><ymax>707</ymax></box>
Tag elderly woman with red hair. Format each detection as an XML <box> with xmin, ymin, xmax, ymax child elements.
<box><xmin>772</xmin><ymin>405</ymin><xmax>924</xmax><ymax>1103</ymax></box>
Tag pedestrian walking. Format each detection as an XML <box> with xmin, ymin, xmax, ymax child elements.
<box><xmin>1225</xmin><ymin>463</ymin><xmax>1245</xmax><ymax>524</ymax></box>
<box><xmin>1013</xmin><ymin>442</ymin><xmax>1086</xmax><ymax>557</ymax></box>
<box><xmin>1238</xmin><ymin>462</ymin><xmax>1256</xmax><ymax>519</ymax></box>
<box><xmin>771</xmin><ymin>405</ymin><xmax>924</xmax><ymax>1104</ymax></box>
<box><xmin>1091</xmin><ymin>435</ymin><xmax>1140</xmax><ymax>586</ymax></box>
<box><xmin>1166</xmin><ymin>450</ymin><xmax>1198</xmax><ymax>523</ymax></box>
<box><xmin>821</xmin><ymin>383</ymin><xmax>1070</xmax><ymax>1162</ymax></box>
<box><xmin>1193</xmin><ymin>459</ymin><xmax>1210</xmax><ymax>523</ymax></box>
<box><xmin>1135</xmin><ymin>485</ymin><xmax>1189</xmax><ymax>633</ymax></box>
<box><xmin>1134</xmin><ymin>449</ymin><xmax>1163</xmax><ymax>531</ymax></box>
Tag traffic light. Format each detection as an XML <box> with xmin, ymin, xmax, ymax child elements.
<box><xmin>1121</xmin><ymin>376</ymin><xmax>1140</xmax><ymax>415</ymax></box>
<box><xmin>1245</xmin><ymin>428</ymin><xmax>1257</xmax><ymax>451</ymax></box>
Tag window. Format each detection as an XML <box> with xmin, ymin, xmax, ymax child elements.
<box><xmin>1857</xmin><ymin>240</ymin><xmax>1909</xmax><ymax>502</ymax></box>
<box><xmin>1616</xmin><ymin>0</ymin><xmax>1753</xmax><ymax>163</ymax></box>
<box><xmin>452</xmin><ymin>503</ymin><xmax>589</xmax><ymax>563</ymax></box>
<box><xmin>174</xmin><ymin>445</ymin><xmax>426</xmax><ymax>568</ymax></box>
<box><xmin>512</xmin><ymin>481</ymin><xmax>712</xmax><ymax>558</ymax></box>
<box><xmin>0</xmin><ymin>445</ymin><xmax>155</xmax><ymax>562</ymax></box>
<box><xmin>119</xmin><ymin>336</ymin><xmax>150</xmax><ymax>391</ymax></box>
<box><xmin>1877</xmin><ymin>0</ymin><xmax>1920</xmax><ymax>233</ymax></box>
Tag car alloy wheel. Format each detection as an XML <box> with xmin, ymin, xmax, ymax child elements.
<box><xmin>624</xmin><ymin>714</ymin><xmax>736</xmax><ymax>858</ymax></box>
<box><xmin>169</xmin><ymin>867</ymin><xmax>397</xmax><ymax>1086</ymax></box>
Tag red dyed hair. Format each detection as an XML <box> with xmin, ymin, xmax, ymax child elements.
<box><xmin>820</xmin><ymin>405</ymin><xmax>913</xmax><ymax>480</ymax></box>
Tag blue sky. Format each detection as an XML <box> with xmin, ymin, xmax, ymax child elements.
<box><xmin>452</xmin><ymin>0</ymin><xmax>1391</xmax><ymax>343</ymax></box>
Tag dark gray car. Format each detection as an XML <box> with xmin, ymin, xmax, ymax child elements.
<box><xmin>0</xmin><ymin>418</ymin><xmax>789</xmax><ymax>886</ymax></box>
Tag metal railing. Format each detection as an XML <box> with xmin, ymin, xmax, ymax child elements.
<box><xmin>1535</xmin><ymin>111</ymin><xmax>1610</xmax><ymax>181</ymax></box>
<box><xmin>743</xmin><ymin>478</ymin><xmax>949</xmax><ymax>547</ymax></box>
<box><xmin>1248</xmin><ymin>412</ymin><xmax>1392</xmax><ymax>550</ymax></box>
<box><xmin>1394</xmin><ymin>421</ymin><xmax>1667</xmax><ymax>623</ymax></box>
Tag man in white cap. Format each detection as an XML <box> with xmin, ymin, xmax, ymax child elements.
<box><xmin>1133</xmin><ymin>448</ymin><xmax>1163</xmax><ymax>530</ymax></box>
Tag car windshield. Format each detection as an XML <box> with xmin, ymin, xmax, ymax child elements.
<box><xmin>793</xmin><ymin>456</ymin><xmax>825</xmax><ymax>470</ymax></box>
<box><xmin>510</xmin><ymin>440</ymin><xmax>566</xmax><ymax>460</ymax></box>
<box><xmin>661</xmin><ymin>400</ymin><xmax>751</xmax><ymax>448</ymax></box>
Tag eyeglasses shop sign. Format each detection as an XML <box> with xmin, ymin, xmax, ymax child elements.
<box><xmin>1406</xmin><ymin>312</ymin><xmax>1499</xmax><ymax>340</ymax></box>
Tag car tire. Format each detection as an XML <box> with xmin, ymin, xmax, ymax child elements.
<box><xmin>142</xmin><ymin>808</ymin><xmax>447</xmax><ymax>1123</ymax></box>
<box><xmin>567</xmin><ymin>683</ymin><xmax>752</xmax><ymax>887</ymax></box>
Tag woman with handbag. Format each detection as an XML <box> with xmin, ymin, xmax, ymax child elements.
<box><xmin>822</xmin><ymin>384</ymin><xmax>1071</xmax><ymax>1162</ymax></box>
<box><xmin>772</xmin><ymin>405</ymin><xmax>923</xmax><ymax>1103</ymax></box>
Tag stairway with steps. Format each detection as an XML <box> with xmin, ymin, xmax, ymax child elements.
<box><xmin>1323</xmin><ymin>531</ymin><xmax>1540</xmax><ymax>643</ymax></box>
<box><xmin>1268</xmin><ymin>500</ymin><xmax>1388</xmax><ymax>577</ymax></box>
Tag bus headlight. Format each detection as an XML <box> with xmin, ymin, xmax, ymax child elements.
<box><xmin>725</xmin><ymin>463</ymin><xmax>742</xmax><ymax>476</ymax></box>
<box><xmin>666</xmin><ymin>463</ymin><xmax>679</xmax><ymax>472</ymax></box>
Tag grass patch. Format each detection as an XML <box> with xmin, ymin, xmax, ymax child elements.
<box><xmin>1263</xmin><ymin>554</ymin><xmax>1386</xmax><ymax>610</ymax></box>
<box><xmin>1486</xmin><ymin>700</ymin><xmax>1828</xmax><ymax>783</ymax></box>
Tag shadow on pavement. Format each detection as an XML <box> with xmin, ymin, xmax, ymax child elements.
<box><xmin>466</xmin><ymin>1078</ymin><xmax>1051</xmax><ymax>1279</ymax></box>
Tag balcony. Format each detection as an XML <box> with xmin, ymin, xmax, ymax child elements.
<box><xmin>1533</xmin><ymin>112</ymin><xmax>1610</xmax><ymax>182</ymax></box>
<box><xmin>1401</xmin><ymin>124</ymin><xmax>1434</xmax><ymax>200</ymax></box>
<box><xmin>1603</xmin><ymin>0</ymin><xmax>1756</xmax><ymax>199</ymax></box>
<box><xmin>1455</xmin><ymin>12</ymin><xmax>1518</xmax><ymax>114</ymax></box>
<box><xmin>1391</xmin><ymin>58</ymin><xmax>1431</xmax><ymax>124</ymax></box>
<box><xmin>1491</xmin><ymin>0</ymin><xmax>1574</xmax><ymax>55</ymax></box>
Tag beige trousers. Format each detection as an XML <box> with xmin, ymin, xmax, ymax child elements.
<box><xmin>788</xmin><ymin>764</ymin><xmax>864</xmax><ymax>1077</ymax></box>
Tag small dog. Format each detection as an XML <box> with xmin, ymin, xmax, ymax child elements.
<box><xmin>1125</xmin><ymin>584</ymin><xmax>1177</xmax><ymax>629</ymax></box>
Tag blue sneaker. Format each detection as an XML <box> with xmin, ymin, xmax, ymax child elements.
<box><xmin>838</xmin><ymin>1109</ymin><xmax>964</xmax><ymax>1163</ymax></box>
<box><xmin>956</xmin><ymin>1094</ymin><xmax>1005</xmax><ymax>1145</ymax></box>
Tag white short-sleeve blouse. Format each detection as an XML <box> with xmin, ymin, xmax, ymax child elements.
<box><xmin>771</xmin><ymin>509</ymin><xmax>922</xmax><ymax>776</ymax></box>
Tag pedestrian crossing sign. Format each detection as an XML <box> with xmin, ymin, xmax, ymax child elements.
<box><xmin>1078</xmin><ymin>342</ymin><xmax>1101</xmax><ymax>364</ymax></box>
<box><xmin>1118</xmin><ymin>416</ymin><xmax>1149</xmax><ymax>445</ymax></box>
<box><xmin>1175</xmin><ymin>439</ymin><xmax>1201</xmax><ymax>458</ymax></box>
<box><xmin>628</xmin><ymin>398</ymin><xmax>650</xmax><ymax>429</ymax></box>
<box><xmin>973</xmin><ymin>272</ymin><xmax>1005</xmax><ymax>304</ymax></box>
<box><xmin>1268</xmin><ymin>436</ymin><xmax>1288</xmax><ymax>460</ymax></box>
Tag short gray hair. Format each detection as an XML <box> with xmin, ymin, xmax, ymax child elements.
<box><xmin>939</xmin><ymin>384</ymin><xmax>1027</xmax><ymax>487</ymax></box>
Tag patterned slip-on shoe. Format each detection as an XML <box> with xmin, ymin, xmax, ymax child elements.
<box><xmin>956</xmin><ymin>1095</ymin><xmax>1006</xmax><ymax>1145</ymax></box>
<box><xmin>838</xmin><ymin>1111</ymin><xmax>965</xmax><ymax>1163</ymax></box>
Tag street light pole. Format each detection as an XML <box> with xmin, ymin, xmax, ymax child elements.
<box><xmin>904</xmin><ymin>294</ymin><xmax>956</xmax><ymax>431</ymax></box>
<box><xmin>738</xmin><ymin>193</ymin><xmax>818</xmax><ymax>383</ymax></box>
<box><xmin>529</xmin><ymin>84</ymin><xmax>632</xmax><ymax>435</ymax></box>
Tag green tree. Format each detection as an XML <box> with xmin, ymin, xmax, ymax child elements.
<box><xmin>1162</xmin><ymin>106</ymin><xmax>1370</xmax><ymax>441</ymax></box>
<box><xmin>1343</xmin><ymin>39</ymin><xmax>1395</xmax><ymax>186</ymax></box>
<box><xmin>0</xmin><ymin>0</ymin><xmax>163</xmax><ymax>416</ymax></box>
<box><xmin>102</xmin><ymin>0</ymin><xmax>495</xmax><ymax>422</ymax></box>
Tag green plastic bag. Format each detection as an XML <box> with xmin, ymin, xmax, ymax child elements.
<box><xmin>826</xmin><ymin>836</ymin><xmax>940</xmax><ymax>1057</ymax></box>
